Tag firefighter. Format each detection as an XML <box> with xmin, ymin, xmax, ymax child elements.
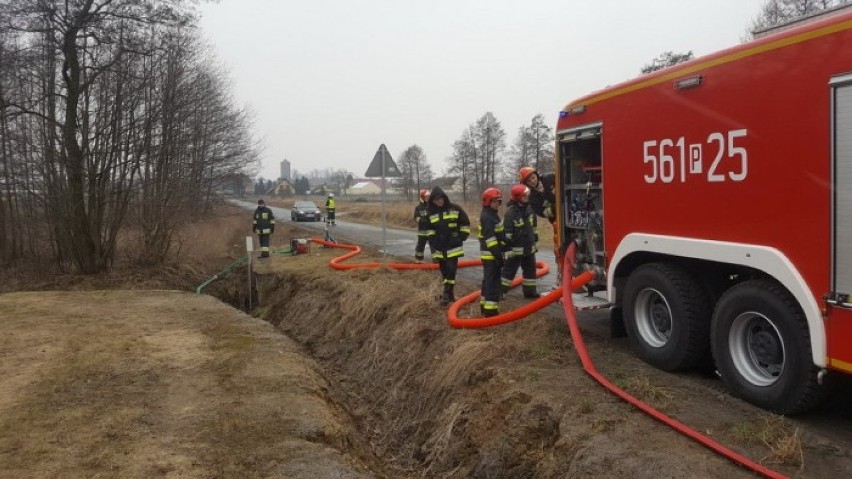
<box><xmin>325</xmin><ymin>193</ymin><xmax>336</xmax><ymax>226</ymax></box>
<box><xmin>413</xmin><ymin>188</ymin><xmax>431</xmax><ymax>263</ymax></box>
<box><xmin>252</xmin><ymin>199</ymin><xmax>275</xmax><ymax>258</ymax></box>
<box><xmin>427</xmin><ymin>186</ymin><xmax>471</xmax><ymax>306</ymax></box>
<box><xmin>501</xmin><ymin>184</ymin><xmax>541</xmax><ymax>298</ymax></box>
<box><xmin>478</xmin><ymin>187</ymin><xmax>506</xmax><ymax>317</ymax></box>
<box><xmin>519</xmin><ymin>166</ymin><xmax>562</xmax><ymax>283</ymax></box>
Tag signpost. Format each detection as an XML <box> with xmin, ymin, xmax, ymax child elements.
<box><xmin>365</xmin><ymin>144</ymin><xmax>402</xmax><ymax>261</ymax></box>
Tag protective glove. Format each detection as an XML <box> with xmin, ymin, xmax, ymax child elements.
<box><xmin>493</xmin><ymin>249</ymin><xmax>505</xmax><ymax>268</ymax></box>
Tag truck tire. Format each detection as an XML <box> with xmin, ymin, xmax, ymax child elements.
<box><xmin>711</xmin><ymin>279</ymin><xmax>825</xmax><ymax>414</ymax></box>
<box><xmin>623</xmin><ymin>263</ymin><xmax>711</xmax><ymax>371</ymax></box>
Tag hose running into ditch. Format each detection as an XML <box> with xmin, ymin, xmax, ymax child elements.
<box><xmin>277</xmin><ymin>237</ymin><xmax>786</xmax><ymax>478</ymax></box>
<box><xmin>194</xmin><ymin>247</ymin><xmax>294</xmax><ymax>295</ymax></box>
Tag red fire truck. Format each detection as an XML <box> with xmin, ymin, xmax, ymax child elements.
<box><xmin>555</xmin><ymin>10</ymin><xmax>852</xmax><ymax>414</ymax></box>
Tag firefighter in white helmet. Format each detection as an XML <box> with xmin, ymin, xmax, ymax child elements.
<box><xmin>325</xmin><ymin>193</ymin><xmax>336</xmax><ymax>226</ymax></box>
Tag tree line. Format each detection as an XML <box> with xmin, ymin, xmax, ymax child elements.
<box><xmin>0</xmin><ymin>0</ymin><xmax>259</xmax><ymax>273</ymax></box>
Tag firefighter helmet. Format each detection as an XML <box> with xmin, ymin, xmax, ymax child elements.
<box><xmin>519</xmin><ymin>167</ymin><xmax>537</xmax><ymax>184</ymax></box>
<box><xmin>481</xmin><ymin>187</ymin><xmax>503</xmax><ymax>207</ymax></box>
<box><xmin>510</xmin><ymin>184</ymin><xmax>529</xmax><ymax>202</ymax></box>
<box><xmin>328</xmin><ymin>193</ymin><xmax>334</xmax><ymax>198</ymax></box>
<box><xmin>419</xmin><ymin>189</ymin><xmax>430</xmax><ymax>201</ymax></box>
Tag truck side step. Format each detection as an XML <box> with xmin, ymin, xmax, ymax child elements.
<box><xmin>572</xmin><ymin>292</ymin><xmax>612</xmax><ymax>310</ymax></box>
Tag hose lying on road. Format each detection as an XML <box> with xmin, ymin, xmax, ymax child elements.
<box><xmin>303</xmin><ymin>238</ymin><xmax>787</xmax><ymax>479</ymax></box>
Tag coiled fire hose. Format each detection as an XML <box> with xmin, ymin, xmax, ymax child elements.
<box><xmin>241</xmin><ymin>237</ymin><xmax>787</xmax><ymax>479</ymax></box>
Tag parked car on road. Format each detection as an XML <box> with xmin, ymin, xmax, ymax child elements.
<box><xmin>291</xmin><ymin>201</ymin><xmax>323</xmax><ymax>222</ymax></box>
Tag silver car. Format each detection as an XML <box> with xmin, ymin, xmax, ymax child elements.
<box><xmin>291</xmin><ymin>201</ymin><xmax>323</xmax><ymax>222</ymax></box>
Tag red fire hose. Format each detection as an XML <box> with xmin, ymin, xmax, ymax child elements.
<box><xmin>309</xmin><ymin>237</ymin><xmax>786</xmax><ymax>479</ymax></box>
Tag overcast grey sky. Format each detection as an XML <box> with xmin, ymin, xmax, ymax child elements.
<box><xmin>198</xmin><ymin>0</ymin><xmax>766</xmax><ymax>181</ymax></box>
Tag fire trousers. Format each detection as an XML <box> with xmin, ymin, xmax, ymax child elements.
<box><xmin>502</xmin><ymin>253</ymin><xmax>537</xmax><ymax>296</ymax></box>
<box><xmin>480</xmin><ymin>258</ymin><xmax>502</xmax><ymax>316</ymax></box>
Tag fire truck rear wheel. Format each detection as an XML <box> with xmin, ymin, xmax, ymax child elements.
<box><xmin>623</xmin><ymin>263</ymin><xmax>711</xmax><ymax>371</ymax></box>
<box><xmin>711</xmin><ymin>279</ymin><xmax>824</xmax><ymax>414</ymax></box>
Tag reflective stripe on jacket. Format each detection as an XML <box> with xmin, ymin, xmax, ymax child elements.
<box><xmin>478</xmin><ymin>207</ymin><xmax>506</xmax><ymax>261</ymax></box>
<box><xmin>253</xmin><ymin>206</ymin><xmax>275</xmax><ymax>235</ymax></box>
<box><xmin>503</xmin><ymin>201</ymin><xmax>537</xmax><ymax>257</ymax></box>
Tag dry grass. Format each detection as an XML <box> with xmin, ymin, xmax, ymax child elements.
<box><xmin>730</xmin><ymin>415</ymin><xmax>804</xmax><ymax>468</ymax></box>
<box><xmin>609</xmin><ymin>371</ymin><xmax>677</xmax><ymax>412</ymax></box>
<box><xmin>1</xmin><ymin>205</ymin><xmax>252</xmax><ymax>294</ymax></box>
<box><xmin>0</xmin><ymin>291</ymin><xmax>375</xmax><ymax>478</ymax></box>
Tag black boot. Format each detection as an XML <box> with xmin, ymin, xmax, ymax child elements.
<box><xmin>440</xmin><ymin>285</ymin><xmax>455</xmax><ymax>307</ymax></box>
<box><xmin>524</xmin><ymin>290</ymin><xmax>541</xmax><ymax>299</ymax></box>
<box><xmin>440</xmin><ymin>291</ymin><xmax>451</xmax><ymax>307</ymax></box>
<box><xmin>480</xmin><ymin>306</ymin><xmax>498</xmax><ymax>318</ymax></box>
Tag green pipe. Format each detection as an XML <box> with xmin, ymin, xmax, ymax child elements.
<box><xmin>195</xmin><ymin>256</ymin><xmax>248</xmax><ymax>295</ymax></box>
<box><xmin>195</xmin><ymin>247</ymin><xmax>297</xmax><ymax>295</ymax></box>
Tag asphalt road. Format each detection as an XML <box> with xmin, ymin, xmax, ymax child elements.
<box><xmin>232</xmin><ymin>198</ymin><xmax>563</xmax><ymax>289</ymax></box>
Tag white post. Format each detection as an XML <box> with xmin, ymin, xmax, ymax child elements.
<box><xmin>245</xmin><ymin>236</ymin><xmax>254</xmax><ymax>310</ymax></box>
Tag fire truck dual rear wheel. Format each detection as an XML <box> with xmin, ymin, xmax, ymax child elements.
<box><xmin>711</xmin><ymin>279</ymin><xmax>824</xmax><ymax>415</ymax></box>
<box><xmin>623</xmin><ymin>263</ymin><xmax>712</xmax><ymax>371</ymax></box>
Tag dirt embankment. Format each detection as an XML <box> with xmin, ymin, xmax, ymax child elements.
<box><xmin>250</xmin><ymin>248</ymin><xmax>778</xmax><ymax>478</ymax></box>
<box><xmin>0</xmin><ymin>291</ymin><xmax>383</xmax><ymax>478</ymax></box>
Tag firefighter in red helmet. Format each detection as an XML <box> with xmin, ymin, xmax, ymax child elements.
<box><xmin>519</xmin><ymin>166</ymin><xmax>561</xmax><ymax>283</ymax></box>
<box><xmin>413</xmin><ymin>188</ymin><xmax>431</xmax><ymax>262</ymax></box>
<box><xmin>501</xmin><ymin>184</ymin><xmax>540</xmax><ymax>298</ymax></box>
<box><xmin>478</xmin><ymin>187</ymin><xmax>506</xmax><ymax>317</ymax></box>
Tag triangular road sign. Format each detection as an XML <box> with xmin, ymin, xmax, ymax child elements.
<box><xmin>365</xmin><ymin>144</ymin><xmax>402</xmax><ymax>177</ymax></box>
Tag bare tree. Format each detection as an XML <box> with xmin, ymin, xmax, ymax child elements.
<box><xmin>328</xmin><ymin>169</ymin><xmax>353</xmax><ymax>194</ymax></box>
<box><xmin>447</xmin><ymin>125</ymin><xmax>476</xmax><ymax>202</ymax></box>
<box><xmin>0</xmin><ymin>0</ymin><xmax>260</xmax><ymax>271</ymax></box>
<box><xmin>508</xmin><ymin>125</ymin><xmax>533</xmax><ymax>179</ymax></box>
<box><xmin>747</xmin><ymin>0</ymin><xmax>850</xmax><ymax>36</ymax></box>
<box><xmin>641</xmin><ymin>51</ymin><xmax>694</xmax><ymax>74</ymax></box>
<box><xmin>397</xmin><ymin>144</ymin><xmax>433</xmax><ymax>199</ymax></box>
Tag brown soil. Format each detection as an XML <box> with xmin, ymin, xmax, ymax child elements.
<box><xmin>0</xmin><ymin>290</ymin><xmax>378</xmax><ymax>478</ymax></box>
<box><xmin>3</xmin><ymin>208</ymin><xmax>852</xmax><ymax>478</ymax></box>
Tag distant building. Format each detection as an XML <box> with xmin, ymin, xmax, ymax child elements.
<box><xmin>310</xmin><ymin>184</ymin><xmax>333</xmax><ymax>196</ymax></box>
<box><xmin>431</xmin><ymin>176</ymin><xmax>464</xmax><ymax>194</ymax></box>
<box><xmin>348</xmin><ymin>180</ymin><xmax>382</xmax><ymax>195</ymax></box>
<box><xmin>266</xmin><ymin>178</ymin><xmax>295</xmax><ymax>197</ymax></box>
<box><xmin>280</xmin><ymin>159</ymin><xmax>291</xmax><ymax>181</ymax></box>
